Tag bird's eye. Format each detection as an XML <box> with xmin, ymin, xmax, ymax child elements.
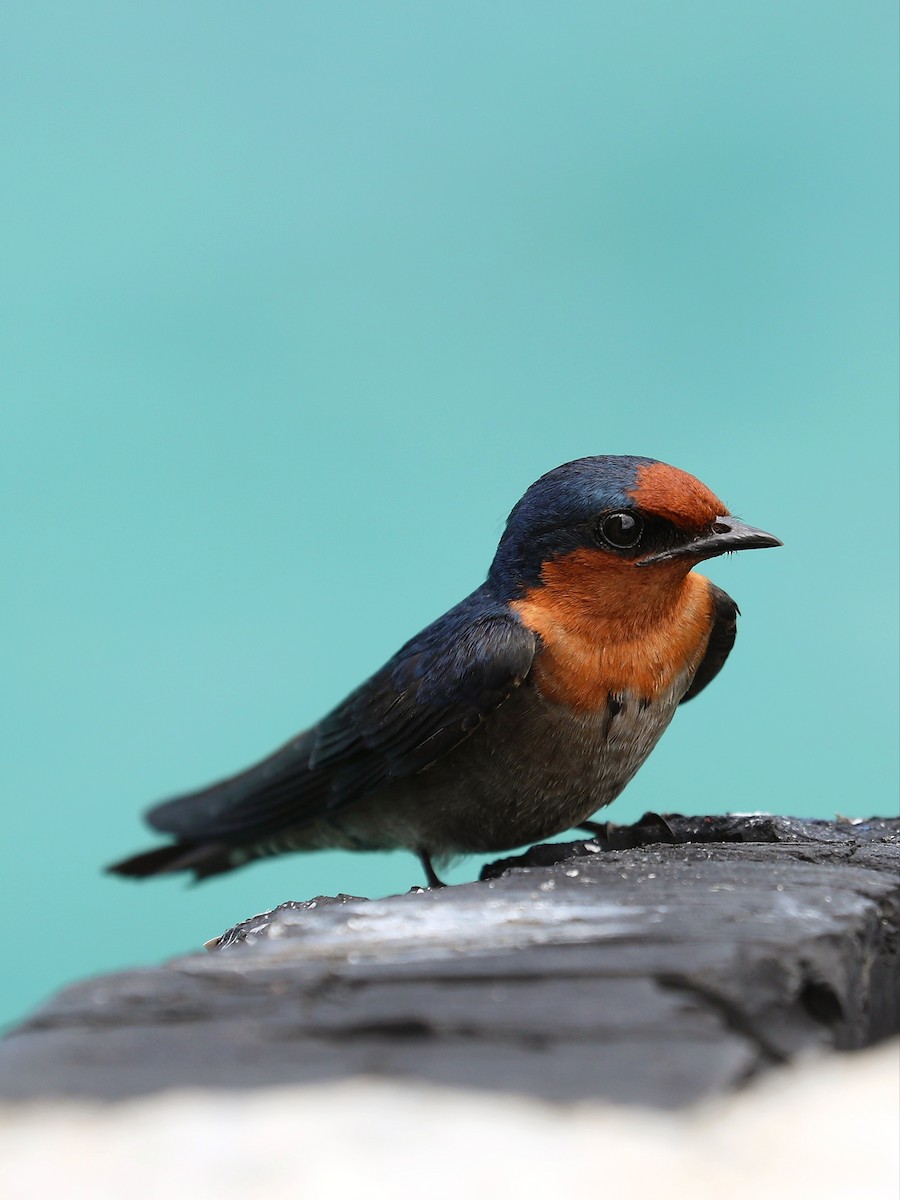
<box><xmin>599</xmin><ymin>511</ymin><xmax>643</xmax><ymax>549</ymax></box>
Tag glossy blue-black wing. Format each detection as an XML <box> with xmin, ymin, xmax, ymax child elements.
<box><xmin>311</xmin><ymin>608</ymin><xmax>535</xmax><ymax>804</ymax></box>
<box><xmin>141</xmin><ymin>594</ymin><xmax>535</xmax><ymax>844</ymax></box>
<box><xmin>679</xmin><ymin>584</ymin><xmax>739</xmax><ymax>703</ymax></box>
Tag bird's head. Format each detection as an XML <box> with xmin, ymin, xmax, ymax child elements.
<box><xmin>488</xmin><ymin>455</ymin><xmax>781</xmax><ymax>600</ymax></box>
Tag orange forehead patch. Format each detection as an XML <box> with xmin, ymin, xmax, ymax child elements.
<box><xmin>632</xmin><ymin>462</ymin><xmax>725</xmax><ymax>531</ymax></box>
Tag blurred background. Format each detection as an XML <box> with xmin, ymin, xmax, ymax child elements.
<box><xmin>2</xmin><ymin>2</ymin><xmax>897</xmax><ymax>1030</ymax></box>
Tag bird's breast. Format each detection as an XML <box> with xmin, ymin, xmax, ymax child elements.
<box><xmin>314</xmin><ymin>567</ymin><xmax>719</xmax><ymax>857</ymax></box>
<box><xmin>511</xmin><ymin>563</ymin><xmax>716</xmax><ymax>711</ymax></box>
<box><xmin>391</xmin><ymin>670</ymin><xmax>691</xmax><ymax>853</ymax></box>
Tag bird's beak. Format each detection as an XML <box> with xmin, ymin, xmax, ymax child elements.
<box><xmin>638</xmin><ymin>516</ymin><xmax>783</xmax><ymax>566</ymax></box>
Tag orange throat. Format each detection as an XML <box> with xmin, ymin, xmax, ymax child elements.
<box><xmin>511</xmin><ymin>550</ymin><xmax>716</xmax><ymax>711</ymax></box>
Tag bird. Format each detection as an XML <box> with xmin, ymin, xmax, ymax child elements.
<box><xmin>108</xmin><ymin>455</ymin><xmax>781</xmax><ymax>888</ymax></box>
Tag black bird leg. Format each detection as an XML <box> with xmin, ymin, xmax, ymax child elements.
<box><xmin>418</xmin><ymin>850</ymin><xmax>446</xmax><ymax>888</ymax></box>
<box><xmin>578</xmin><ymin>820</ymin><xmax>610</xmax><ymax>838</ymax></box>
<box><xmin>578</xmin><ymin>812</ymin><xmax>677</xmax><ymax>849</ymax></box>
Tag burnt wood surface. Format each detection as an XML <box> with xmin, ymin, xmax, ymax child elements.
<box><xmin>1</xmin><ymin>815</ymin><xmax>897</xmax><ymax>1108</ymax></box>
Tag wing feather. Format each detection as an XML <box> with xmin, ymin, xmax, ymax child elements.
<box><xmin>147</xmin><ymin>590</ymin><xmax>535</xmax><ymax>843</ymax></box>
<box><xmin>679</xmin><ymin>583</ymin><xmax>739</xmax><ymax>703</ymax></box>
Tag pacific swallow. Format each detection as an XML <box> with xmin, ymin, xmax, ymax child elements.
<box><xmin>108</xmin><ymin>455</ymin><xmax>781</xmax><ymax>887</ymax></box>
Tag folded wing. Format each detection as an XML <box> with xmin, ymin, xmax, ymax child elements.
<box><xmin>141</xmin><ymin>591</ymin><xmax>536</xmax><ymax>848</ymax></box>
<box><xmin>679</xmin><ymin>583</ymin><xmax>739</xmax><ymax>703</ymax></box>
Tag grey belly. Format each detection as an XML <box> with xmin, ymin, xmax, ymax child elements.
<box><xmin>313</xmin><ymin>676</ymin><xmax>690</xmax><ymax>857</ymax></box>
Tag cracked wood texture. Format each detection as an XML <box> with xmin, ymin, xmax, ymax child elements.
<box><xmin>1</xmin><ymin>815</ymin><xmax>897</xmax><ymax>1108</ymax></box>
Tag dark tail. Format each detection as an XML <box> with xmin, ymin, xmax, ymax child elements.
<box><xmin>107</xmin><ymin>728</ymin><xmax>323</xmax><ymax>884</ymax></box>
<box><xmin>106</xmin><ymin>840</ymin><xmax>241</xmax><ymax>882</ymax></box>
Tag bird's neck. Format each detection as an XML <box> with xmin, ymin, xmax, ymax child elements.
<box><xmin>515</xmin><ymin>548</ymin><xmax>699</xmax><ymax>630</ymax></box>
<box><xmin>510</xmin><ymin>550</ymin><xmax>716</xmax><ymax>709</ymax></box>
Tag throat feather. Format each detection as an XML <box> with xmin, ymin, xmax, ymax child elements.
<box><xmin>512</xmin><ymin>564</ymin><xmax>715</xmax><ymax>711</ymax></box>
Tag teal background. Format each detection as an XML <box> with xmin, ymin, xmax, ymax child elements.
<box><xmin>2</xmin><ymin>3</ymin><xmax>897</xmax><ymax>1030</ymax></box>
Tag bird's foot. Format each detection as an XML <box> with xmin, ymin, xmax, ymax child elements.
<box><xmin>578</xmin><ymin>811</ymin><xmax>676</xmax><ymax>850</ymax></box>
<box><xmin>417</xmin><ymin>850</ymin><xmax>447</xmax><ymax>889</ymax></box>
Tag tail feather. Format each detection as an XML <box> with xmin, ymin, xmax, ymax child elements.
<box><xmin>107</xmin><ymin>726</ymin><xmax>331</xmax><ymax>885</ymax></box>
<box><xmin>145</xmin><ymin>729</ymin><xmax>322</xmax><ymax>842</ymax></box>
<box><xmin>106</xmin><ymin>841</ymin><xmax>240</xmax><ymax>882</ymax></box>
